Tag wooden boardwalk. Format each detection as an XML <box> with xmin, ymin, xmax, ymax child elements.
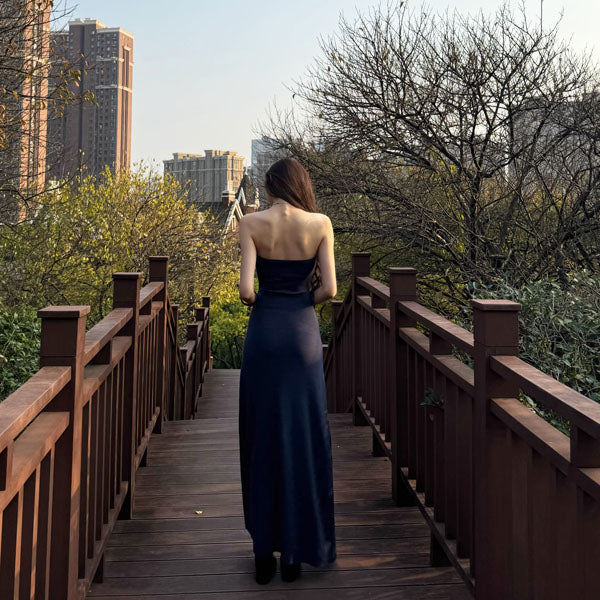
<box><xmin>88</xmin><ymin>369</ymin><xmax>470</xmax><ymax>599</ymax></box>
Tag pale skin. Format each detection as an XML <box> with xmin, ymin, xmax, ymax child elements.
<box><xmin>238</xmin><ymin>195</ymin><xmax>337</xmax><ymax>306</ymax></box>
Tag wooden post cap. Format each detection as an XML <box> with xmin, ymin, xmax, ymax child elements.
<box><xmin>38</xmin><ymin>306</ymin><xmax>90</xmax><ymax>319</ymax></box>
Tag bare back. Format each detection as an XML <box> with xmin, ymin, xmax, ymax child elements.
<box><xmin>238</xmin><ymin>203</ymin><xmax>337</xmax><ymax>305</ymax></box>
<box><xmin>248</xmin><ymin>205</ymin><xmax>324</xmax><ymax>259</ymax></box>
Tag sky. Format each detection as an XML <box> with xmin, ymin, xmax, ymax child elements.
<box><xmin>54</xmin><ymin>0</ymin><xmax>600</xmax><ymax>170</ymax></box>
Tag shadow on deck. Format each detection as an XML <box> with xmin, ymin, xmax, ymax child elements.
<box><xmin>88</xmin><ymin>369</ymin><xmax>469</xmax><ymax>599</ymax></box>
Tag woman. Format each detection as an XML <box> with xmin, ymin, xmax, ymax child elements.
<box><xmin>237</xmin><ymin>158</ymin><xmax>338</xmax><ymax>585</ymax></box>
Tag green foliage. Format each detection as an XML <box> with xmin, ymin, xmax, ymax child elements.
<box><xmin>0</xmin><ymin>164</ymin><xmax>243</xmax><ymax>397</ymax></box>
<box><xmin>0</xmin><ymin>304</ymin><xmax>40</xmax><ymax>399</ymax></box>
<box><xmin>207</xmin><ymin>269</ymin><xmax>250</xmax><ymax>369</ymax></box>
<box><xmin>0</xmin><ymin>164</ymin><xmax>236</xmax><ymax>324</ymax></box>
<box><xmin>456</xmin><ymin>271</ymin><xmax>600</xmax><ymax>431</ymax></box>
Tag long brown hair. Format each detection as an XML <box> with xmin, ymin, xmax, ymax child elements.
<box><xmin>264</xmin><ymin>158</ymin><xmax>317</xmax><ymax>212</ymax></box>
<box><xmin>264</xmin><ymin>158</ymin><xmax>322</xmax><ymax>291</ymax></box>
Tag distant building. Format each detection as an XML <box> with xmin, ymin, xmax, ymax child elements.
<box><xmin>507</xmin><ymin>94</ymin><xmax>600</xmax><ymax>184</ymax></box>
<box><xmin>250</xmin><ymin>137</ymin><xmax>285</xmax><ymax>207</ymax></box>
<box><xmin>212</xmin><ymin>173</ymin><xmax>260</xmax><ymax>238</ymax></box>
<box><xmin>1</xmin><ymin>0</ymin><xmax>51</xmax><ymax>220</ymax></box>
<box><xmin>47</xmin><ymin>19</ymin><xmax>133</xmax><ymax>178</ymax></box>
<box><xmin>163</xmin><ymin>150</ymin><xmax>245</xmax><ymax>206</ymax></box>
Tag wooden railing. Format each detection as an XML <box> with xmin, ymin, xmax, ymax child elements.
<box><xmin>0</xmin><ymin>256</ymin><xmax>211</xmax><ymax>599</ymax></box>
<box><xmin>324</xmin><ymin>252</ymin><xmax>600</xmax><ymax>600</ymax></box>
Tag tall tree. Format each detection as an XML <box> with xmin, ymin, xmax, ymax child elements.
<box><xmin>263</xmin><ymin>2</ymin><xmax>600</xmax><ymax>306</ymax></box>
<box><xmin>0</xmin><ymin>0</ymin><xmax>86</xmax><ymax>222</ymax></box>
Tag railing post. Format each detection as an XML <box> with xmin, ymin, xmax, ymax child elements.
<box><xmin>170</xmin><ymin>304</ymin><xmax>180</xmax><ymax>419</ymax></box>
<box><xmin>38</xmin><ymin>305</ymin><xmax>89</xmax><ymax>600</ymax></box>
<box><xmin>149</xmin><ymin>257</ymin><xmax>168</xmax><ymax>435</ymax></box>
<box><xmin>196</xmin><ymin>308</ymin><xmax>208</xmax><ymax>388</ymax></box>
<box><xmin>187</xmin><ymin>323</ymin><xmax>200</xmax><ymax>416</ymax></box>
<box><xmin>113</xmin><ymin>272</ymin><xmax>142</xmax><ymax>520</ymax></box>
<box><xmin>202</xmin><ymin>296</ymin><xmax>211</xmax><ymax>371</ymax></box>
<box><xmin>195</xmin><ymin>304</ymin><xmax>208</xmax><ymax>380</ymax></box>
<box><xmin>389</xmin><ymin>267</ymin><xmax>417</xmax><ymax>507</ymax></box>
<box><xmin>330</xmin><ymin>300</ymin><xmax>343</xmax><ymax>413</ymax></box>
<box><xmin>180</xmin><ymin>346</ymin><xmax>189</xmax><ymax>419</ymax></box>
<box><xmin>351</xmin><ymin>253</ymin><xmax>370</xmax><ymax>424</ymax></box>
<box><xmin>471</xmin><ymin>299</ymin><xmax>520</xmax><ymax>599</ymax></box>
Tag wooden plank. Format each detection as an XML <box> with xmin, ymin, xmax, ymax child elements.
<box><xmin>102</xmin><ymin>552</ymin><xmax>432</xmax><ymax>578</ymax></box>
<box><xmin>89</xmin><ymin>583</ymin><xmax>470</xmax><ymax>600</ymax></box>
<box><xmin>112</xmin><ymin>509</ymin><xmax>427</xmax><ymax>534</ymax></box>
<box><xmin>88</xmin><ymin>566</ymin><xmax>463</xmax><ymax>595</ymax></box>
<box><xmin>105</xmin><ymin>522</ymin><xmax>429</xmax><ymax>549</ymax></box>
<box><xmin>89</xmin><ymin>369</ymin><xmax>470</xmax><ymax>599</ymax></box>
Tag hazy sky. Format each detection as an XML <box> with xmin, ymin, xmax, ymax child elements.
<box><xmin>56</xmin><ymin>1</ymin><xmax>600</xmax><ymax>169</ymax></box>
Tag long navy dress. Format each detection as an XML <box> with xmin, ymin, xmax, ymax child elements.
<box><xmin>238</xmin><ymin>253</ymin><xmax>337</xmax><ymax>567</ymax></box>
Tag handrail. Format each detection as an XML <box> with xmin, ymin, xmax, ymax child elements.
<box><xmin>83</xmin><ymin>308</ymin><xmax>133</xmax><ymax>364</ymax></box>
<box><xmin>323</xmin><ymin>251</ymin><xmax>600</xmax><ymax>600</ymax></box>
<box><xmin>0</xmin><ymin>366</ymin><xmax>71</xmax><ymax>451</ymax></box>
<box><xmin>139</xmin><ymin>281</ymin><xmax>164</xmax><ymax>309</ymax></box>
<box><xmin>398</xmin><ymin>300</ymin><xmax>475</xmax><ymax>354</ymax></box>
<box><xmin>491</xmin><ymin>355</ymin><xmax>600</xmax><ymax>437</ymax></box>
<box><xmin>356</xmin><ymin>275</ymin><xmax>391</xmax><ymax>302</ymax></box>
<box><xmin>0</xmin><ymin>256</ymin><xmax>211</xmax><ymax>599</ymax></box>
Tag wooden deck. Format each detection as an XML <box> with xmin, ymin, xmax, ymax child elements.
<box><xmin>88</xmin><ymin>369</ymin><xmax>470</xmax><ymax>599</ymax></box>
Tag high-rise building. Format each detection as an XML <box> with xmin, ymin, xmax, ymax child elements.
<box><xmin>1</xmin><ymin>0</ymin><xmax>51</xmax><ymax>220</ymax></box>
<box><xmin>163</xmin><ymin>150</ymin><xmax>245</xmax><ymax>206</ymax></box>
<box><xmin>18</xmin><ymin>2</ymin><xmax>51</xmax><ymax>194</ymax></box>
<box><xmin>47</xmin><ymin>19</ymin><xmax>133</xmax><ymax>178</ymax></box>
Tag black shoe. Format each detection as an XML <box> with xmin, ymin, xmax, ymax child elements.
<box><xmin>280</xmin><ymin>557</ymin><xmax>301</xmax><ymax>582</ymax></box>
<box><xmin>254</xmin><ymin>553</ymin><xmax>276</xmax><ymax>584</ymax></box>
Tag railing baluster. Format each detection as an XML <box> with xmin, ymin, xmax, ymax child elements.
<box><xmin>88</xmin><ymin>390</ymin><xmax>98</xmax><ymax>559</ymax></box>
<box><xmin>20</xmin><ymin>469</ymin><xmax>39</xmax><ymax>598</ymax></box>
<box><xmin>35</xmin><ymin>450</ymin><xmax>54</xmax><ymax>599</ymax></box>
<box><xmin>444</xmin><ymin>380</ymin><xmax>458</xmax><ymax>539</ymax></box>
<box><xmin>330</xmin><ymin>301</ymin><xmax>343</xmax><ymax>412</ymax></box>
<box><xmin>529</xmin><ymin>451</ymin><xmax>557</xmax><ymax>598</ymax></box>
<box><xmin>577</xmin><ymin>488</ymin><xmax>600</xmax><ymax>599</ymax></box>
<box><xmin>509</xmin><ymin>432</ymin><xmax>530</xmax><ymax>598</ymax></box>
<box><xmin>351</xmin><ymin>252</ymin><xmax>370</xmax><ymax>424</ymax></box>
<box><xmin>407</xmin><ymin>347</ymin><xmax>417</xmax><ymax>479</ymax></box>
<box><xmin>415</xmin><ymin>354</ymin><xmax>426</xmax><ymax>493</ymax></box>
<box><xmin>202</xmin><ymin>297</ymin><xmax>211</xmax><ymax>371</ymax></box>
<box><xmin>554</xmin><ymin>471</ymin><xmax>582</xmax><ymax>598</ymax></box>
<box><xmin>456</xmin><ymin>387</ymin><xmax>472</xmax><ymax>559</ymax></box>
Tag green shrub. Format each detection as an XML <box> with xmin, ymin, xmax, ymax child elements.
<box><xmin>0</xmin><ymin>305</ymin><xmax>40</xmax><ymax>400</ymax></box>
<box><xmin>456</xmin><ymin>271</ymin><xmax>600</xmax><ymax>432</ymax></box>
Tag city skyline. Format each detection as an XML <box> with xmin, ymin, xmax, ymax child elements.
<box><xmin>51</xmin><ymin>1</ymin><xmax>600</xmax><ymax>169</ymax></box>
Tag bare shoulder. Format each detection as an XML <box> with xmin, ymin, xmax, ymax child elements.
<box><xmin>313</xmin><ymin>212</ymin><xmax>332</xmax><ymax>232</ymax></box>
<box><xmin>239</xmin><ymin>212</ymin><xmax>260</xmax><ymax>229</ymax></box>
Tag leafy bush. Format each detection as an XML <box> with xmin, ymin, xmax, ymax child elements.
<box><xmin>455</xmin><ymin>271</ymin><xmax>600</xmax><ymax>432</ymax></box>
<box><xmin>205</xmin><ymin>270</ymin><xmax>250</xmax><ymax>369</ymax></box>
<box><xmin>0</xmin><ymin>164</ymin><xmax>236</xmax><ymax>323</ymax></box>
<box><xmin>0</xmin><ymin>305</ymin><xmax>40</xmax><ymax>400</ymax></box>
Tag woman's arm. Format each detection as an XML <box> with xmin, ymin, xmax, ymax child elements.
<box><xmin>238</xmin><ymin>215</ymin><xmax>257</xmax><ymax>305</ymax></box>
<box><xmin>312</xmin><ymin>215</ymin><xmax>337</xmax><ymax>305</ymax></box>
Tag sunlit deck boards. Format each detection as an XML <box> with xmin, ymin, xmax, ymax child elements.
<box><xmin>88</xmin><ymin>369</ymin><xmax>470</xmax><ymax>599</ymax></box>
